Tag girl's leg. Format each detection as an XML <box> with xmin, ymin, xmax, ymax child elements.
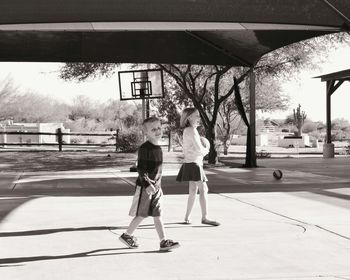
<box><xmin>153</xmin><ymin>216</ymin><xmax>166</xmax><ymax>241</ymax></box>
<box><xmin>197</xmin><ymin>181</ymin><xmax>209</xmax><ymax>220</ymax></box>
<box><xmin>198</xmin><ymin>181</ymin><xmax>220</xmax><ymax>226</ymax></box>
<box><xmin>126</xmin><ymin>216</ymin><xmax>144</xmax><ymax>236</ymax></box>
<box><xmin>184</xmin><ymin>181</ymin><xmax>198</xmax><ymax>222</ymax></box>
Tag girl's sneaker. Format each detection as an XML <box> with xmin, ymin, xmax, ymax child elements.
<box><xmin>202</xmin><ymin>218</ymin><xmax>220</xmax><ymax>226</ymax></box>
<box><xmin>119</xmin><ymin>233</ymin><xmax>139</xmax><ymax>248</ymax></box>
<box><xmin>160</xmin><ymin>239</ymin><xmax>180</xmax><ymax>251</ymax></box>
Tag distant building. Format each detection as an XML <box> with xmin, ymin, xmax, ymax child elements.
<box><xmin>0</xmin><ymin>121</ymin><xmax>70</xmax><ymax>146</ymax></box>
<box><xmin>231</xmin><ymin>134</ymin><xmax>269</xmax><ymax>146</ymax></box>
<box><xmin>277</xmin><ymin>134</ymin><xmax>311</xmax><ymax>148</ymax></box>
<box><xmin>258</xmin><ymin>119</ymin><xmax>280</xmax><ymax>134</ymax></box>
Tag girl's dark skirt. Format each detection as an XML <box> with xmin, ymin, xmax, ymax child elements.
<box><xmin>176</xmin><ymin>162</ymin><xmax>208</xmax><ymax>182</ymax></box>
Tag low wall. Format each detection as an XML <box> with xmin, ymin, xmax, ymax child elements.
<box><xmin>231</xmin><ymin>134</ymin><xmax>268</xmax><ymax>146</ymax></box>
<box><xmin>278</xmin><ymin>134</ymin><xmax>310</xmax><ymax>148</ymax></box>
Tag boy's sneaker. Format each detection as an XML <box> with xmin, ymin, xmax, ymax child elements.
<box><xmin>160</xmin><ymin>239</ymin><xmax>180</xmax><ymax>251</ymax></box>
<box><xmin>119</xmin><ymin>233</ymin><xmax>139</xmax><ymax>249</ymax></box>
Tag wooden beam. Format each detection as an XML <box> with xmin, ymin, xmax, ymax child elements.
<box><xmin>326</xmin><ymin>80</ymin><xmax>332</xmax><ymax>143</ymax></box>
<box><xmin>248</xmin><ymin>70</ymin><xmax>257</xmax><ymax>167</ymax></box>
<box><xmin>331</xmin><ymin>80</ymin><xmax>345</xmax><ymax>95</ymax></box>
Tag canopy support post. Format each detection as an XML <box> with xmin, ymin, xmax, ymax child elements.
<box><xmin>247</xmin><ymin>69</ymin><xmax>257</xmax><ymax>167</ymax></box>
<box><xmin>323</xmin><ymin>79</ymin><xmax>345</xmax><ymax>158</ymax></box>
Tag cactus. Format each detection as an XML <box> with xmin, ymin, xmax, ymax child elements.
<box><xmin>293</xmin><ymin>104</ymin><xmax>307</xmax><ymax>136</ymax></box>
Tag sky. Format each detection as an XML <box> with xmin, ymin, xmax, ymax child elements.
<box><xmin>0</xmin><ymin>45</ymin><xmax>349</xmax><ymax>123</ymax></box>
<box><xmin>0</xmin><ymin>62</ymin><xmax>120</xmax><ymax>104</ymax></box>
<box><xmin>260</xmin><ymin>45</ymin><xmax>350</xmax><ymax>122</ymax></box>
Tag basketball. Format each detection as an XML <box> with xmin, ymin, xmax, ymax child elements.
<box><xmin>200</xmin><ymin>137</ymin><xmax>210</xmax><ymax>149</ymax></box>
<box><xmin>273</xmin><ymin>169</ymin><xmax>283</xmax><ymax>180</ymax></box>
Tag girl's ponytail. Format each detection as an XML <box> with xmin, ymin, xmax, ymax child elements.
<box><xmin>180</xmin><ymin>107</ymin><xmax>197</xmax><ymax>128</ymax></box>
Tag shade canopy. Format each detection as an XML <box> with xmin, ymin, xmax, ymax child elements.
<box><xmin>314</xmin><ymin>68</ymin><xmax>350</xmax><ymax>156</ymax></box>
<box><xmin>0</xmin><ymin>0</ymin><xmax>349</xmax><ymax>66</ymax></box>
<box><xmin>314</xmin><ymin>69</ymin><xmax>350</xmax><ymax>82</ymax></box>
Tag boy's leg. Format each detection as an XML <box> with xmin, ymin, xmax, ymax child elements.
<box><xmin>153</xmin><ymin>216</ymin><xmax>166</xmax><ymax>241</ymax></box>
<box><xmin>155</xmin><ymin>216</ymin><xmax>180</xmax><ymax>251</ymax></box>
<box><xmin>126</xmin><ymin>216</ymin><xmax>144</xmax><ymax>235</ymax></box>
<box><xmin>119</xmin><ymin>216</ymin><xmax>144</xmax><ymax>248</ymax></box>
<box><xmin>184</xmin><ymin>181</ymin><xmax>198</xmax><ymax>222</ymax></box>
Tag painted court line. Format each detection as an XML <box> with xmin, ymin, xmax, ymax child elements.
<box><xmin>109</xmin><ymin>171</ymin><xmax>135</xmax><ymax>187</ymax></box>
<box><xmin>10</xmin><ymin>172</ymin><xmax>24</xmax><ymax>190</ymax></box>
<box><xmin>211</xmin><ymin>168</ymin><xmax>350</xmax><ymax>185</ymax></box>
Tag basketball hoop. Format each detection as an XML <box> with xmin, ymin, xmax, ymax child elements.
<box><xmin>118</xmin><ymin>69</ymin><xmax>164</xmax><ymax>101</ymax></box>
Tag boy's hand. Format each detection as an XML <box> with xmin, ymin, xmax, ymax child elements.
<box><xmin>145</xmin><ymin>184</ymin><xmax>156</xmax><ymax>195</ymax></box>
<box><xmin>145</xmin><ymin>177</ymin><xmax>155</xmax><ymax>184</ymax></box>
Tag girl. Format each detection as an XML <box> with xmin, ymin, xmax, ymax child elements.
<box><xmin>176</xmin><ymin>108</ymin><xmax>220</xmax><ymax>226</ymax></box>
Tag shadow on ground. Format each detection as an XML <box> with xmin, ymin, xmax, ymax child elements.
<box><xmin>0</xmin><ymin>247</ymin><xmax>170</xmax><ymax>265</ymax></box>
<box><xmin>0</xmin><ymin>152</ymin><xmax>137</xmax><ymax>172</ymax></box>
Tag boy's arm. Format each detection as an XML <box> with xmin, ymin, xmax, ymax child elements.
<box><xmin>137</xmin><ymin>146</ymin><xmax>155</xmax><ymax>189</ymax></box>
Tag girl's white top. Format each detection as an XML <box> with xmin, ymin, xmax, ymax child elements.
<box><xmin>182</xmin><ymin>127</ymin><xmax>210</xmax><ymax>165</ymax></box>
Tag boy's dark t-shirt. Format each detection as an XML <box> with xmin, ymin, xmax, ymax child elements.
<box><xmin>136</xmin><ymin>141</ymin><xmax>163</xmax><ymax>190</ymax></box>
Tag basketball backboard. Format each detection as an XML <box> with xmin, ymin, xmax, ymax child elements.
<box><xmin>118</xmin><ymin>69</ymin><xmax>165</xmax><ymax>101</ymax></box>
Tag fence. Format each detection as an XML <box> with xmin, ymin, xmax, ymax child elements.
<box><xmin>0</xmin><ymin>129</ymin><xmax>172</xmax><ymax>152</ymax></box>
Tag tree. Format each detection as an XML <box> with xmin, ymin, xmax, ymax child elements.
<box><xmin>64</xmin><ymin>96</ymin><xmax>142</xmax><ymax>133</ymax></box>
<box><xmin>217</xmin><ymin>74</ymin><xmax>289</xmax><ymax>155</ymax></box>
<box><xmin>58</xmin><ymin>32</ymin><xmax>350</xmax><ymax>165</ymax></box>
<box><xmin>0</xmin><ymin>76</ymin><xmax>20</xmax><ymax>120</ymax></box>
<box><xmin>100</xmin><ymin>99</ymin><xmax>142</xmax><ymax>131</ymax></box>
<box><xmin>69</xmin><ymin>95</ymin><xmax>97</xmax><ymax>120</ymax></box>
<box><xmin>217</xmin><ymin>98</ymin><xmax>242</xmax><ymax>155</ymax></box>
<box><xmin>0</xmin><ymin>76</ymin><xmax>18</xmax><ymax>100</ymax></box>
<box><xmin>158</xmin><ymin>64</ymin><xmax>251</xmax><ymax>163</ymax></box>
<box><xmin>331</xmin><ymin>118</ymin><xmax>350</xmax><ymax>141</ymax></box>
<box><xmin>0</xmin><ymin>77</ymin><xmax>70</xmax><ymax>123</ymax></box>
<box><xmin>284</xmin><ymin>114</ymin><xmax>295</xmax><ymax>125</ymax></box>
<box><xmin>151</xmin><ymin>73</ymin><xmax>189</xmax><ymax>128</ymax></box>
<box><xmin>302</xmin><ymin>121</ymin><xmax>317</xmax><ymax>134</ymax></box>
<box><xmin>253</xmin><ymin>33</ymin><xmax>350</xmax><ymax>81</ymax></box>
<box><xmin>60</xmin><ymin>63</ymin><xmax>117</xmax><ymax>82</ymax></box>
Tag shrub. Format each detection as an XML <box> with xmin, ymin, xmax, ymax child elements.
<box><xmin>256</xmin><ymin>150</ymin><xmax>271</xmax><ymax>158</ymax></box>
<box><xmin>86</xmin><ymin>138</ymin><xmax>95</xmax><ymax>144</ymax></box>
<box><xmin>116</xmin><ymin>130</ymin><xmax>143</xmax><ymax>152</ymax></box>
<box><xmin>302</xmin><ymin>121</ymin><xmax>317</xmax><ymax>133</ymax></box>
<box><xmin>71</xmin><ymin>137</ymin><xmax>83</xmax><ymax>144</ymax></box>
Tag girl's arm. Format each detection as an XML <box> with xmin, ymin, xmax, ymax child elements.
<box><xmin>185</xmin><ymin>128</ymin><xmax>209</xmax><ymax>156</ymax></box>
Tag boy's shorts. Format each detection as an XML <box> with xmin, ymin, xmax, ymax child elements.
<box><xmin>129</xmin><ymin>185</ymin><xmax>163</xmax><ymax>217</ymax></box>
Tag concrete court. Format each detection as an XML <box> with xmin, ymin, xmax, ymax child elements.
<box><xmin>0</xmin><ymin>156</ymin><xmax>350</xmax><ymax>280</ymax></box>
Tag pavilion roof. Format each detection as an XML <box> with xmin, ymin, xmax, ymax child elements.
<box><xmin>314</xmin><ymin>69</ymin><xmax>350</xmax><ymax>82</ymax></box>
<box><xmin>0</xmin><ymin>0</ymin><xmax>349</xmax><ymax>65</ymax></box>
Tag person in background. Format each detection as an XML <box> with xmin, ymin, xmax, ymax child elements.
<box><xmin>176</xmin><ymin>108</ymin><xmax>220</xmax><ymax>226</ymax></box>
<box><xmin>119</xmin><ymin>116</ymin><xmax>180</xmax><ymax>251</ymax></box>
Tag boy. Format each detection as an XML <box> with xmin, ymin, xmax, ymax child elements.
<box><xmin>119</xmin><ymin>116</ymin><xmax>180</xmax><ymax>251</ymax></box>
